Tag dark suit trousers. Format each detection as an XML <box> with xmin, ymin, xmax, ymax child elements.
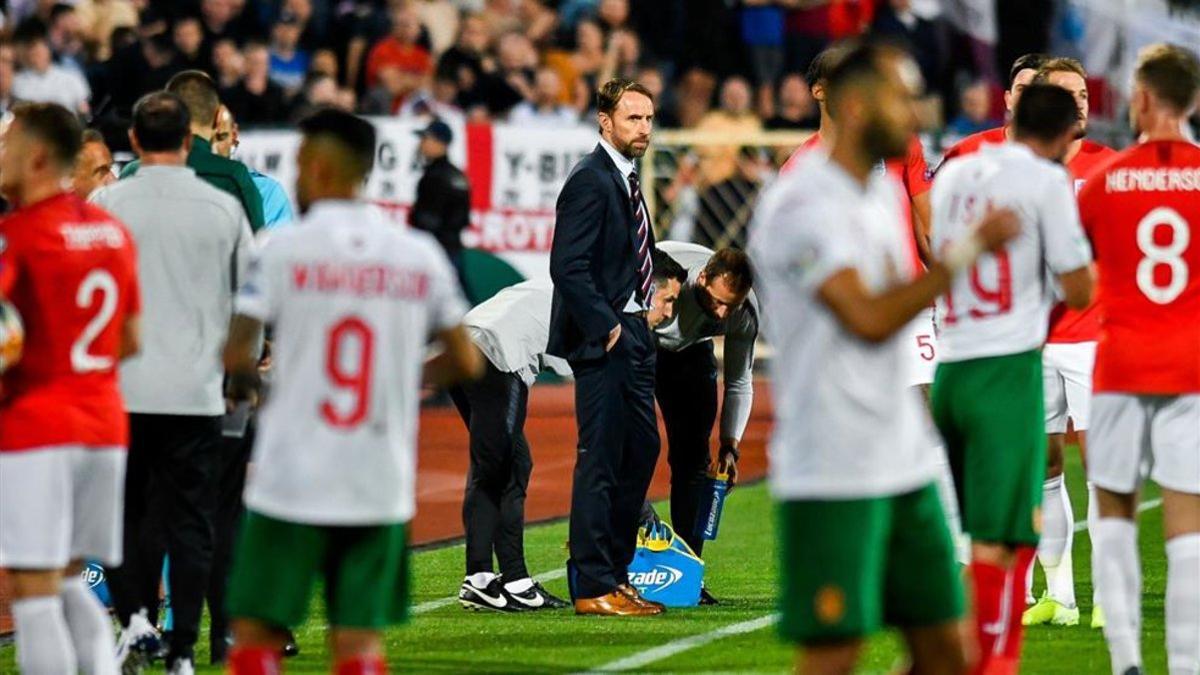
<box><xmin>569</xmin><ymin>313</ymin><xmax>661</xmax><ymax>599</ymax></box>
<box><xmin>450</xmin><ymin>363</ymin><xmax>533</xmax><ymax>581</ymax></box>
<box><xmin>107</xmin><ymin>413</ymin><xmax>220</xmax><ymax>663</ymax></box>
<box><xmin>655</xmin><ymin>342</ymin><xmax>719</xmax><ymax>556</ymax></box>
<box><xmin>206</xmin><ymin>423</ymin><xmax>254</xmax><ymax>661</ymax></box>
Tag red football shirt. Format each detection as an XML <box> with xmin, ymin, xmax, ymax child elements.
<box><xmin>0</xmin><ymin>193</ymin><xmax>140</xmax><ymax>451</ymax></box>
<box><xmin>1045</xmin><ymin>140</ymin><xmax>1118</xmax><ymax>342</ymax></box>
<box><xmin>780</xmin><ymin>132</ymin><xmax>927</xmax><ymax>276</ymax></box>
<box><xmin>1078</xmin><ymin>140</ymin><xmax>1200</xmax><ymax>394</ymax></box>
<box><xmin>939</xmin><ymin>126</ymin><xmax>1008</xmax><ymax>167</ymax></box>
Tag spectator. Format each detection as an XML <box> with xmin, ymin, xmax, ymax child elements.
<box><xmin>288</xmin><ymin>71</ymin><xmax>339</xmax><ymax>122</ymax></box>
<box><xmin>266</xmin><ymin>13</ymin><xmax>309</xmax><ymax>97</ymax></box>
<box><xmin>335</xmin><ymin>86</ymin><xmax>357</xmax><ymax>112</ymax></box>
<box><xmin>675</xmin><ymin>67</ymin><xmax>718</xmax><ymax>128</ymax></box>
<box><xmin>637</xmin><ymin>64</ymin><xmax>679</xmax><ymax>127</ymax></box>
<box><xmin>123</xmin><ymin>70</ymin><xmax>266</xmax><ymax>232</ymax></box>
<box><xmin>221</xmin><ymin>41</ymin><xmax>289</xmax><ymax>125</ymax></box>
<box><xmin>212</xmin><ymin>38</ymin><xmax>243</xmax><ymax>89</ymax></box>
<box><xmin>71</xmin><ymin>128</ymin><xmax>115</xmax><ymax>199</ymax></box>
<box><xmin>947</xmin><ymin>80</ymin><xmax>1000</xmax><ymax>136</ymax></box>
<box><xmin>764</xmin><ymin>72</ymin><xmax>818</xmax><ymax>129</ymax></box>
<box><xmin>416</xmin><ymin>0</ymin><xmax>463</xmax><ymax>54</ymax></box>
<box><xmin>172</xmin><ymin>16</ymin><xmax>207</xmax><ymax>71</ymax></box>
<box><xmin>543</xmin><ymin>19</ymin><xmax>604</xmax><ymax>111</ymax></box>
<box><xmin>438</xmin><ymin>13</ymin><xmax>490</xmax><ymax>105</ymax></box>
<box><xmin>0</xmin><ymin>40</ymin><xmax>15</xmax><ymax>114</ymax></box>
<box><xmin>598</xmin><ymin>28</ymin><xmax>639</xmax><ymax>83</ymax></box>
<box><xmin>364</xmin><ymin>4</ymin><xmax>432</xmax><ymax>90</ymax></box>
<box><xmin>47</xmin><ymin>3</ymin><xmax>87</xmax><ymax>74</ymax></box>
<box><xmin>517</xmin><ymin>0</ymin><xmax>558</xmax><ymax>46</ymax></box>
<box><xmin>74</xmin><ymin>0</ymin><xmax>139</xmax><ymax>62</ymax></box>
<box><xmin>310</xmin><ymin>48</ymin><xmax>339</xmax><ymax>80</ymax></box>
<box><xmin>12</xmin><ymin>23</ymin><xmax>90</xmax><ymax>115</ymax></box>
<box><xmin>94</xmin><ymin>91</ymin><xmax>252</xmax><ymax>674</ymax></box>
<box><xmin>871</xmin><ymin>0</ymin><xmax>942</xmax><ymax>91</ymax></box>
<box><xmin>494</xmin><ymin>31</ymin><xmax>536</xmax><ymax>101</ymax></box>
<box><xmin>101</xmin><ymin>21</ymin><xmax>179</xmax><ymax>120</ymax></box>
<box><xmin>595</xmin><ymin>0</ymin><xmax>629</xmax><ymax>33</ymax></box>
<box><xmin>509</xmin><ymin>66</ymin><xmax>579</xmax><ymax>126</ymax></box>
<box><xmin>695</xmin><ymin>76</ymin><xmax>760</xmax><ymax>185</ymax></box>
<box><xmin>739</xmin><ymin>0</ymin><xmax>786</xmax><ymax>118</ymax></box>
<box><xmin>480</xmin><ymin>0</ymin><xmax>524</xmax><ymax>42</ymax></box>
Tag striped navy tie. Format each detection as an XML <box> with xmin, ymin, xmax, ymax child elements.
<box><xmin>628</xmin><ymin>170</ymin><xmax>653</xmax><ymax>306</ymax></box>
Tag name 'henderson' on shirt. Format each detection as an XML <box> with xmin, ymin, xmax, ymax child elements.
<box><xmin>1105</xmin><ymin>166</ymin><xmax>1200</xmax><ymax>192</ymax></box>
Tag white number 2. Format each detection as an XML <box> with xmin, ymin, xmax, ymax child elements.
<box><xmin>71</xmin><ymin>269</ymin><xmax>118</xmax><ymax>373</ymax></box>
<box><xmin>1136</xmin><ymin>207</ymin><xmax>1190</xmax><ymax>305</ymax></box>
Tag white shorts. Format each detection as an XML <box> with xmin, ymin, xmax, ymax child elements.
<box><xmin>902</xmin><ymin>308</ymin><xmax>938</xmax><ymax>387</ymax></box>
<box><xmin>1043</xmin><ymin>341</ymin><xmax>1096</xmax><ymax>433</ymax></box>
<box><xmin>1089</xmin><ymin>394</ymin><xmax>1200</xmax><ymax>495</ymax></box>
<box><xmin>0</xmin><ymin>446</ymin><xmax>125</xmax><ymax>569</ymax></box>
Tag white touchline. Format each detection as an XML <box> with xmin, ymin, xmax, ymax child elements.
<box><xmin>583</xmin><ymin>613</ymin><xmax>781</xmax><ymax>673</ymax></box>
<box><xmin>412</xmin><ymin>567</ymin><xmax>567</xmax><ymax>614</ymax></box>
<box><xmin>1073</xmin><ymin>498</ymin><xmax>1162</xmax><ymax>533</ymax></box>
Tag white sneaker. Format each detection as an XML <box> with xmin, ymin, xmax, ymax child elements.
<box><xmin>115</xmin><ymin>609</ymin><xmax>162</xmax><ymax>675</ymax></box>
<box><xmin>167</xmin><ymin>657</ymin><xmax>194</xmax><ymax>675</ymax></box>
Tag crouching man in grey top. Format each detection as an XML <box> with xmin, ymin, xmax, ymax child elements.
<box><xmin>653</xmin><ymin>242</ymin><xmax>758</xmax><ymax>605</ymax></box>
<box><xmin>452</xmin><ymin>249</ymin><xmax>686</xmax><ymax>613</ymax></box>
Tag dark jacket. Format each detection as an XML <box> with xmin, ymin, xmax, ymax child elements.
<box><xmin>409</xmin><ymin>156</ymin><xmax>471</xmax><ymax>257</ymax></box>
<box><xmin>548</xmin><ymin>144</ymin><xmax>651</xmax><ymax>361</ymax></box>
<box><xmin>121</xmin><ymin>136</ymin><xmax>266</xmax><ymax>232</ymax></box>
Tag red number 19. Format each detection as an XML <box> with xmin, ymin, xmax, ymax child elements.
<box><xmin>321</xmin><ymin>316</ymin><xmax>375</xmax><ymax>429</ymax></box>
<box><xmin>942</xmin><ymin>249</ymin><xmax>1013</xmax><ymax>325</ymax></box>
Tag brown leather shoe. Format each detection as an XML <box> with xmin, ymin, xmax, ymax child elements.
<box><xmin>574</xmin><ymin>590</ymin><xmax>660</xmax><ymax>616</ymax></box>
<box><xmin>619</xmin><ymin>584</ymin><xmax>666</xmax><ymax>613</ymax></box>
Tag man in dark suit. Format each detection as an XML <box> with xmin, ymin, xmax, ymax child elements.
<box><xmin>549</xmin><ymin>79</ymin><xmax>664</xmax><ymax>617</ymax></box>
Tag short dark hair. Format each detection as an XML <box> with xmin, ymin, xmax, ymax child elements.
<box><xmin>1008</xmin><ymin>53</ymin><xmax>1049</xmax><ymax>89</ymax></box>
<box><xmin>651</xmin><ymin>248</ymin><xmax>688</xmax><ymax>286</ymax></box>
<box><xmin>10</xmin><ymin>102</ymin><xmax>82</xmax><ymax>171</ymax></box>
<box><xmin>297</xmin><ymin>108</ymin><xmax>377</xmax><ymax>180</ymax></box>
<box><xmin>1135</xmin><ymin>43</ymin><xmax>1200</xmax><ymax>114</ymax></box>
<box><xmin>132</xmin><ymin>91</ymin><xmax>192</xmax><ymax>152</ymax></box>
<box><xmin>1012</xmin><ymin>84</ymin><xmax>1080</xmax><ymax>142</ymax></box>
<box><xmin>12</xmin><ymin>18</ymin><xmax>49</xmax><ymax>46</ymax></box>
<box><xmin>703</xmin><ymin>247</ymin><xmax>753</xmax><ymax>295</ymax></box>
<box><xmin>81</xmin><ymin>128</ymin><xmax>107</xmax><ymax>146</ymax></box>
<box><xmin>1033</xmin><ymin>57</ymin><xmax>1087</xmax><ymax>84</ymax></box>
<box><xmin>165</xmin><ymin>70</ymin><xmax>220</xmax><ymax>129</ymax></box>
<box><xmin>805</xmin><ymin>46</ymin><xmax>844</xmax><ymax>87</ymax></box>
<box><xmin>596</xmin><ymin>78</ymin><xmax>654</xmax><ymax>116</ymax></box>
<box><xmin>49</xmin><ymin>3</ymin><xmax>75</xmax><ymax>24</ymax></box>
<box><xmin>823</xmin><ymin>39</ymin><xmax>909</xmax><ymax>115</ymax></box>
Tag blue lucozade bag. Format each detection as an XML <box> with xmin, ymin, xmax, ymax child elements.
<box><xmin>627</xmin><ymin>520</ymin><xmax>704</xmax><ymax>607</ymax></box>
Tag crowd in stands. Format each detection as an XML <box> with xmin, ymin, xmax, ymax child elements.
<box><xmin>0</xmin><ymin>0</ymin><xmax>1077</xmax><ymax>152</ymax></box>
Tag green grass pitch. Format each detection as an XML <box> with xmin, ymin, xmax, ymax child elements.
<box><xmin>0</xmin><ymin>448</ymin><xmax>1168</xmax><ymax>672</ymax></box>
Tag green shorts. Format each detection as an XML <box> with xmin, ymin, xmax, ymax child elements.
<box><xmin>226</xmin><ymin>510</ymin><xmax>411</xmax><ymax>629</ymax></box>
<box><xmin>777</xmin><ymin>483</ymin><xmax>964</xmax><ymax>645</ymax></box>
<box><xmin>931</xmin><ymin>349</ymin><xmax>1046</xmax><ymax>546</ymax></box>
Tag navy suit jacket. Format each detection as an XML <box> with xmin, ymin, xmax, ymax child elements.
<box><xmin>548</xmin><ymin>144</ymin><xmax>651</xmax><ymax>361</ymax></box>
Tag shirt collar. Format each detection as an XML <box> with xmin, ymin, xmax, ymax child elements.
<box><xmin>599</xmin><ymin>136</ymin><xmax>636</xmax><ymax>178</ymax></box>
<box><xmin>304</xmin><ymin>199</ymin><xmax>380</xmax><ymax>224</ymax></box>
<box><xmin>190</xmin><ymin>135</ymin><xmax>213</xmax><ymax>155</ymax></box>
<box><xmin>137</xmin><ymin>164</ymin><xmax>197</xmax><ymax>177</ymax></box>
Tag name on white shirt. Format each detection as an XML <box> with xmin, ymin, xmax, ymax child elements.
<box><xmin>60</xmin><ymin>222</ymin><xmax>125</xmax><ymax>250</ymax></box>
<box><xmin>1105</xmin><ymin>167</ymin><xmax>1200</xmax><ymax>193</ymax></box>
<box><xmin>291</xmin><ymin>262</ymin><xmax>429</xmax><ymax>300</ymax></box>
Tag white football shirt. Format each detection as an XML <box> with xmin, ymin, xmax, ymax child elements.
<box><xmin>750</xmin><ymin>152</ymin><xmax>937</xmax><ymax>500</ymax></box>
<box><xmin>931</xmin><ymin>142</ymin><xmax>1093</xmax><ymax>362</ymax></box>
<box><xmin>236</xmin><ymin>200</ymin><xmax>468</xmax><ymax>525</ymax></box>
<box><xmin>463</xmin><ymin>279</ymin><xmax>570</xmax><ymax>386</ymax></box>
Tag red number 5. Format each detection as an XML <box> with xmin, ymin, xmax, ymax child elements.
<box><xmin>916</xmin><ymin>335</ymin><xmax>935</xmax><ymax>361</ymax></box>
<box><xmin>321</xmin><ymin>316</ymin><xmax>375</xmax><ymax>429</ymax></box>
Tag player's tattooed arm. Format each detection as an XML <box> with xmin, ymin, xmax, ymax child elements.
<box><xmin>223</xmin><ymin>313</ymin><xmax>264</xmax><ymax>406</ymax></box>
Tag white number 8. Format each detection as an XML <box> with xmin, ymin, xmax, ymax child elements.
<box><xmin>1136</xmin><ymin>207</ymin><xmax>1190</xmax><ymax>305</ymax></box>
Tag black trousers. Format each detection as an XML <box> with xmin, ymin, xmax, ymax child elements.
<box><xmin>655</xmin><ymin>342</ymin><xmax>719</xmax><ymax>556</ymax></box>
<box><xmin>449</xmin><ymin>363</ymin><xmax>533</xmax><ymax>580</ymax></box>
<box><xmin>107</xmin><ymin>413</ymin><xmax>221</xmax><ymax>663</ymax></box>
<box><xmin>568</xmin><ymin>313</ymin><xmax>661</xmax><ymax>599</ymax></box>
<box><xmin>206</xmin><ymin>423</ymin><xmax>254</xmax><ymax>661</ymax></box>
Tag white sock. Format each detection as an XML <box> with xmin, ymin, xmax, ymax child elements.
<box><xmin>466</xmin><ymin>571</ymin><xmax>497</xmax><ymax>589</ymax></box>
<box><xmin>504</xmin><ymin>577</ymin><xmax>534</xmax><ymax>594</ymax></box>
<box><xmin>1166</xmin><ymin>533</ymin><xmax>1200</xmax><ymax>675</ymax></box>
<box><xmin>1026</xmin><ymin>557</ymin><xmax>1036</xmax><ymax>606</ymax></box>
<box><xmin>13</xmin><ymin>595</ymin><xmax>77</xmax><ymax>674</ymax></box>
<box><xmin>1038</xmin><ymin>475</ymin><xmax>1077</xmax><ymax>607</ymax></box>
<box><xmin>61</xmin><ymin>576</ymin><xmax>118</xmax><ymax>675</ymax></box>
<box><xmin>932</xmin><ymin>450</ymin><xmax>970</xmax><ymax>565</ymax></box>
<box><xmin>1088</xmin><ymin>481</ymin><xmax>1102</xmax><ymax>606</ymax></box>
<box><xmin>1094</xmin><ymin>518</ymin><xmax>1141</xmax><ymax>675</ymax></box>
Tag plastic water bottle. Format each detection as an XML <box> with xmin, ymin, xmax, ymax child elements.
<box><xmin>694</xmin><ymin>472</ymin><xmax>729</xmax><ymax>541</ymax></box>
